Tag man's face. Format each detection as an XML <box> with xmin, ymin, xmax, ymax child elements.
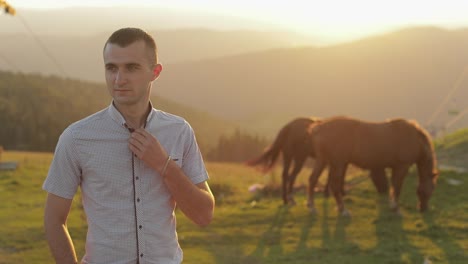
<box><xmin>103</xmin><ymin>40</ymin><xmax>161</xmax><ymax>107</ymax></box>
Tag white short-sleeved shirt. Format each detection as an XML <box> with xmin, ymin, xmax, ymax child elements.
<box><xmin>43</xmin><ymin>102</ymin><xmax>209</xmax><ymax>264</ymax></box>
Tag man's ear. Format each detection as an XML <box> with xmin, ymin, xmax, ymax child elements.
<box><xmin>152</xmin><ymin>64</ymin><xmax>163</xmax><ymax>80</ymax></box>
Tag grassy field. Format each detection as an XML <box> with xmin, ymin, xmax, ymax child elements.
<box><xmin>0</xmin><ymin>151</ymin><xmax>467</xmax><ymax>264</ymax></box>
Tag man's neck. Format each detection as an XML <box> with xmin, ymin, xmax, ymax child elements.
<box><xmin>114</xmin><ymin>101</ymin><xmax>151</xmax><ymax>129</ymax></box>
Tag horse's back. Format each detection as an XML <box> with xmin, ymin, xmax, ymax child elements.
<box><xmin>283</xmin><ymin>117</ymin><xmax>319</xmax><ymax>153</ymax></box>
<box><xmin>310</xmin><ymin>116</ymin><xmax>432</xmax><ymax>168</ymax></box>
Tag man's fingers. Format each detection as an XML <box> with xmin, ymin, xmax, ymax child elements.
<box><xmin>129</xmin><ymin>135</ymin><xmax>144</xmax><ymax>149</ymax></box>
<box><xmin>134</xmin><ymin>128</ymin><xmax>151</xmax><ymax>137</ymax></box>
<box><xmin>129</xmin><ymin>133</ymin><xmax>147</xmax><ymax>159</ymax></box>
<box><xmin>130</xmin><ymin>130</ymin><xmax>147</xmax><ymax>144</ymax></box>
<box><xmin>128</xmin><ymin>143</ymin><xmax>138</xmax><ymax>155</ymax></box>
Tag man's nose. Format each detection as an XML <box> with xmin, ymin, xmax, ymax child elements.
<box><xmin>114</xmin><ymin>70</ymin><xmax>127</xmax><ymax>85</ymax></box>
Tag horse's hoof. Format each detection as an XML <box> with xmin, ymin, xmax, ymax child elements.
<box><xmin>393</xmin><ymin>208</ymin><xmax>402</xmax><ymax>216</ymax></box>
<box><xmin>308</xmin><ymin>206</ymin><xmax>318</xmax><ymax>215</ymax></box>
<box><xmin>389</xmin><ymin>200</ymin><xmax>398</xmax><ymax>210</ymax></box>
<box><xmin>288</xmin><ymin>198</ymin><xmax>297</xmax><ymax>206</ymax></box>
<box><xmin>418</xmin><ymin>203</ymin><xmax>429</xmax><ymax>213</ymax></box>
<box><xmin>340</xmin><ymin>209</ymin><xmax>352</xmax><ymax>217</ymax></box>
<box><xmin>388</xmin><ymin>203</ymin><xmax>402</xmax><ymax>216</ymax></box>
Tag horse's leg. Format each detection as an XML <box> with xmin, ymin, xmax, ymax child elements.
<box><xmin>329</xmin><ymin>163</ymin><xmax>350</xmax><ymax>217</ymax></box>
<box><xmin>281</xmin><ymin>155</ymin><xmax>292</xmax><ymax>205</ymax></box>
<box><xmin>286</xmin><ymin>155</ymin><xmax>307</xmax><ymax>206</ymax></box>
<box><xmin>324</xmin><ymin>173</ymin><xmax>331</xmax><ymax>198</ymax></box>
<box><xmin>389</xmin><ymin>165</ymin><xmax>410</xmax><ymax>214</ymax></box>
<box><xmin>307</xmin><ymin>159</ymin><xmax>326</xmax><ymax>214</ymax></box>
<box><xmin>325</xmin><ymin>168</ymin><xmax>346</xmax><ymax>197</ymax></box>
<box><xmin>323</xmin><ymin>172</ymin><xmax>346</xmax><ymax>198</ymax></box>
<box><xmin>369</xmin><ymin>168</ymin><xmax>389</xmax><ymax>194</ymax></box>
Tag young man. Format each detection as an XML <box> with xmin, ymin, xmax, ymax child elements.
<box><xmin>43</xmin><ymin>27</ymin><xmax>215</xmax><ymax>264</ymax></box>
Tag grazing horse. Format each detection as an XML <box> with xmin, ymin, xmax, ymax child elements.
<box><xmin>246</xmin><ymin>117</ymin><xmax>388</xmax><ymax>205</ymax></box>
<box><xmin>306</xmin><ymin>116</ymin><xmax>439</xmax><ymax>216</ymax></box>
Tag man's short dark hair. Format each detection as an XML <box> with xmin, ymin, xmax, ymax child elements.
<box><xmin>104</xmin><ymin>27</ymin><xmax>158</xmax><ymax>65</ymax></box>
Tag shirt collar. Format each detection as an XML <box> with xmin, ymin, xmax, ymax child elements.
<box><xmin>107</xmin><ymin>101</ymin><xmax>155</xmax><ymax>129</ymax></box>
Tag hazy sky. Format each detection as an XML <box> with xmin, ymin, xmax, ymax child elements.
<box><xmin>7</xmin><ymin>0</ymin><xmax>468</xmax><ymax>42</ymax></box>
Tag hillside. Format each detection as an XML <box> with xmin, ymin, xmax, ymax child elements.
<box><xmin>0</xmin><ymin>6</ymin><xmax>315</xmax><ymax>82</ymax></box>
<box><xmin>156</xmin><ymin>26</ymin><xmax>468</xmax><ymax>137</ymax></box>
<box><xmin>435</xmin><ymin>128</ymin><xmax>468</xmax><ymax>170</ymax></box>
<box><xmin>0</xmin><ymin>29</ymin><xmax>313</xmax><ymax>83</ymax></box>
<box><xmin>0</xmin><ymin>71</ymin><xmax>237</xmax><ymax>152</ymax></box>
<box><xmin>3</xmin><ymin>25</ymin><xmax>468</xmax><ymax>138</ymax></box>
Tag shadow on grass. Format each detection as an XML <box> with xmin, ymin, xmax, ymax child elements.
<box><xmin>422</xmin><ymin>213</ymin><xmax>468</xmax><ymax>263</ymax></box>
<box><xmin>246</xmin><ymin>205</ymin><xmax>290</xmax><ymax>261</ymax></box>
<box><xmin>372</xmin><ymin>197</ymin><xmax>424</xmax><ymax>264</ymax></box>
<box><xmin>314</xmin><ymin>199</ymin><xmax>363</xmax><ymax>263</ymax></box>
<box><xmin>245</xmin><ymin>198</ymin><xmax>363</xmax><ymax>263</ymax></box>
<box><xmin>420</xmin><ymin>203</ymin><xmax>467</xmax><ymax>262</ymax></box>
<box><xmin>240</xmin><ymin>195</ymin><xmax>449</xmax><ymax>264</ymax></box>
<box><xmin>397</xmin><ymin>169</ymin><xmax>467</xmax><ymax>263</ymax></box>
<box><xmin>200</xmin><ymin>169</ymin><xmax>467</xmax><ymax>264</ymax></box>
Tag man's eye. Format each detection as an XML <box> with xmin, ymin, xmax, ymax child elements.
<box><xmin>128</xmin><ymin>65</ymin><xmax>139</xmax><ymax>71</ymax></box>
<box><xmin>106</xmin><ymin>66</ymin><xmax>117</xmax><ymax>72</ymax></box>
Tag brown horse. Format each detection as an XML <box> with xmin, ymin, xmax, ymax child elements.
<box><xmin>246</xmin><ymin>117</ymin><xmax>319</xmax><ymax>205</ymax></box>
<box><xmin>306</xmin><ymin>116</ymin><xmax>439</xmax><ymax>216</ymax></box>
<box><xmin>246</xmin><ymin>117</ymin><xmax>389</xmax><ymax>205</ymax></box>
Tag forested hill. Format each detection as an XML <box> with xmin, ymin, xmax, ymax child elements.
<box><xmin>0</xmin><ymin>71</ymin><xmax>236</xmax><ymax>152</ymax></box>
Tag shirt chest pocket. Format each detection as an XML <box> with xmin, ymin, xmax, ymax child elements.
<box><xmin>168</xmin><ymin>154</ymin><xmax>183</xmax><ymax>168</ymax></box>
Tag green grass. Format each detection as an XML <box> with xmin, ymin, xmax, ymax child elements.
<box><xmin>435</xmin><ymin>128</ymin><xmax>468</xmax><ymax>169</ymax></box>
<box><xmin>1</xmin><ymin>151</ymin><xmax>467</xmax><ymax>263</ymax></box>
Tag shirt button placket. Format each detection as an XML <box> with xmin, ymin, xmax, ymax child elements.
<box><xmin>135</xmin><ymin>161</ymin><xmax>144</xmax><ymax>260</ymax></box>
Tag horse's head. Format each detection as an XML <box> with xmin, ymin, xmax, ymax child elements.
<box><xmin>417</xmin><ymin>169</ymin><xmax>439</xmax><ymax>212</ymax></box>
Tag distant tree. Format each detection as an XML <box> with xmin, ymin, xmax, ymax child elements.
<box><xmin>206</xmin><ymin>128</ymin><xmax>268</xmax><ymax>163</ymax></box>
<box><xmin>0</xmin><ymin>71</ymin><xmax>109</xmax><ymax>151</ymax></box>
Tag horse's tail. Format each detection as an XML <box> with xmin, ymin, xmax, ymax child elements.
<box><xmin>245</xmin><ymin>124</ymin><xmax>290</xmax><ymax>172</ymax></box>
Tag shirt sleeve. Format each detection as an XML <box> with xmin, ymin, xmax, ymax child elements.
<box><xmin>180</xmin><ymin>122</ymin><xmax>209</xmax><ymax>184</ymax></box>
<box><xmin>42</xmin><ymin>127</ymin><xmax>82</xmax><ymax>199</ymax></box>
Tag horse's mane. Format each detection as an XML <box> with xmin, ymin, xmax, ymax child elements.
<box><xmin>405</xmin><ymin>119</ymin><xmax>439</xmax><ymax>180</ymax></box>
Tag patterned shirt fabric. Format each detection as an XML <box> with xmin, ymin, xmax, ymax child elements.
<box><xmin>43</xmin><ymin>102</ymin><xmax>209</xmax><ymax>264</ymax></box>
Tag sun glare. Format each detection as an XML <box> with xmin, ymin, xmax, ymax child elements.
<box><xmin>10</xmin><ymin>0</ymin><xmax>468</xmax><ymax>43</ymax></box>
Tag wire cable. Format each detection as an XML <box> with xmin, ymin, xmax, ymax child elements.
<box><xmin>444</xmin><ymin>105</ymin><xmax>468</xmax><ymax>130</ymax></box>
<box><xmin>16</xmin><ymin>12</ymin><xmax>69</xmax><ymax>78</ymax></box>
<box><xmin>425</xmin><ymin>66</ymin><xmax>468</xmax><ymax>127</ymax></box>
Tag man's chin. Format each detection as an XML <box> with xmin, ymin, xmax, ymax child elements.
<box><xmin>113</xmin><ymin>98</ymin><xmax>136</xmax><ymax>106</ymax></box>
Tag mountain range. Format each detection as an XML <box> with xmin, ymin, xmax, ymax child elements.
<box><xmin>156</xmin><ymin>27</ymin><xmax>468</xmax><ymax>137</ymax></box>
<box><xmin>1</xmin><ymin>7</ymin><xmax>468</xmax><ymax>138</ymax></box>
